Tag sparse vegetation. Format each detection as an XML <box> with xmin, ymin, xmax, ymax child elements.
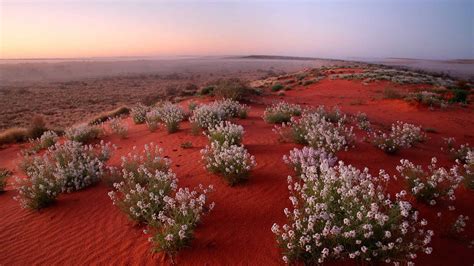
<box><xmin>108</xmin><ymin>117</ymin><xmax>129</xmax><ymax>139</ymax></box>
<box><xmin>263</xmin><ymin>102</ymin><xmax>302</xmax><ymax>124</ymax></box>
<box><xmin>89</xmin><ymin>106</ymin><xmax>130</xmax><ymax>125</ymax></box>
<box><xmin>131</xmin><ymin>103</ymin><xmax>150</xmax><ymax>124</ymax></box>
<box><xmin>271</xmin><ymin>83</ymin><xmax>284</xmax><ymax>92</ymax></box>
<box><xmin>0</xmin><ymin>168</ymin><xmax>11</xmax><ymax>192</ymax></box>
<box><xmin>65</xmin><ymin>123</ymin><xmax>102</xmax><ymax>143</ymax></box>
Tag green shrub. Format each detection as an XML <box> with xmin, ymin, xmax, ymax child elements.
<box><xmin>271</xmin><ymin>83</ymin><xmax>284</xmax><ymax>92</ymax></box>
<box><xmin>450</xmin><ymin>89</ymin><xmax>469</xmax><ymax>103</ymax></box>
<box><xmin>213</xmin><ymin>78</ymin><xmax>253</xmax><ymax>101</ymax></box>
<box><xmin>199</xmin><ymin>86</ymin><xmax>214</xmax><ymax>95</ymax></box>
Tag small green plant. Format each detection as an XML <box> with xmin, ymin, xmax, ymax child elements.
<box><xmin>450</xmin><ymin>89</ymin><xmax>469</xmax><ymax>103</ymax></box>
<box><xmin>271</xmin><ymin>83</ymin><xmax>284</xmax><ymax>92</ymax></box>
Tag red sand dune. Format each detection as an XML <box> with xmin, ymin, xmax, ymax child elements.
<box><xmin>1</xmin><ymin>75</ymin><xmax>473</xmax><ymax>265</ymax></box>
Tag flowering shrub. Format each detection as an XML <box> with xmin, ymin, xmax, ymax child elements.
<box><xmin>405</xmin><ymin>91</ymin><xmax>446</xmax><ymax>108</ymax></box>
<box><xmin>108</xmin><ymin>169</ymin><xmax>178</xmax><ymax>223</ymax></box>
<box><xmin>315</xmin><ymin>105</ymin><xmax>346</xmax><ymax>123</ymax></box>
<box><xmin>283</xmin><ymin>147</ymin><xmax>337</xmax><ymax>176</ymax></box>
<box><xmin>29</xmin><ymin>130</ymin><xmax>59</xmax><ymax>152</ymax></box>
<box><xmin>189</xmin><ymin>104</ymin><xmax>226</xmax><ymax>130</ymax></box>
<box><xmin>131</xmin><ymin>103</ymin><xmax>150</xmax><ymax>124</ymax></box>
<box><xmin>158</xmin><ymin>102</ymin><xmax>185</xmax><ymax>133</ymax></box>
<box><xmin>109</xmin><ymin>117</ymin><xmax>128</xmax><ymax>138</ymax></box>
<box><xmin>452</xmin><ymin>214</ymin><xmax>469</xmax><ymax>234</ymax></box>
<box><xmin>14</xmin><ymin>157</ymin><xmax>65</xmax><ymax>210</ymax></box>
<box><xmin>263</xmin><ymin>102</ymin><xmax>302</xmax><ymax>124</ymax></box>
<box><xmin>214</xmin><ymin>99</ymin><xmax>248</xmax><ymax>119</ymax></box>
<box><xmin>206</xmin><ymin>121</ymin><xmax>244</xmax><ymax>146</ymax></box>
<box><xmin>372</xmin><ymin>121</ymin><xmax>425</xmax><ymax>154</ymax></box>
<box><xmin>0</xmin><ymin>168</ymin><xmax>11</xmax><ymax>192</ymax></box>
<box><xmin>201</xmin><ymin>142</ymin><xmax>256</xmax><ymax>186</ymax></box>
<box><xmin>463</xmin><ymin>151</ymin><xmax>473</xmax><ymax>189</ymax></box>
<box><xmin>443</xmin><ymin>137</ymin><xmax>471</xmax><ymax>163</ymax></box>
<box><xmin>397</xmin><ymin>157</ymin><xmax>463</xmax><ymax>205</ymax></box>
<box><xmin>121</xmin><ymin>143</ymin><xmax>171</xmax><ymax>185</ymax></box>
<box><xmin>147</xmin><ymin>185</ymin><xmax>214</xmax><ymax>261</ymax></box>
<box><xmin>272</xmin><ymin>160</ymin><xmax>433</xmax><ymax>264</ymax></box>
<box><xmin>145</xmin><ymin>109</ymin><xmax>161</xmax><ymax>132</ymax></box>
<box><xmin>275</xmin><ymin>112</ymin><xmax>354</xmax><ymax>153</ymax></box>
<box><xmin>355</xmin><ymin>112</ymin><xmax>371</xmax><ymax>131</ymax></box>
<box><xmin>65</xmin><ymin>123</ymin><xmax>102</xmax><ymax>143</ymax></box>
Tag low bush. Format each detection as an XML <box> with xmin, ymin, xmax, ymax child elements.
<box><xmin>383</xmin><ymin>87</ymin><xmax>404</xmax><ymax>99</ymax></box>
<box><xmin>0</xmin><ymin>168</ymin><xmax>11</xmax><ymax>192</ymax></box>
<box><xmin>271</xmin><ymin>83</ymin><xmax>284</xmax><ymax>92</ymax></box>
<box><xmin>355</xmin><ymin>112</ymin><xmax>371</xmax><ymax>131</ymax></box>
<box><xmin>108</xmin><ymin>117</ymin><xmax>129</xmax><ymax>139</ymax></box>
<box><xmin>65</xmin><ymin>123</ymin><xmax>102</xmax><ymax>143</ymax></box>
<box><xmin>28</xmin><ymin>115</ymin><xmax>48</xmax><ymax>139</ymax></box>
<box><xmin>121</xmin><ymin>143</ymin><xmax>171</xmax><ymax>185</ymax></box>
<box><xmin>145</xmin><ymin>109</ymin><xmax>161</xmax><ymax>132</ymax></box>
<box><xmin>450</xmin><ymin>89</ymin><xmax>469</xmax><ymax>103</ymax></box>
<box><xmin>28</xmin><ymin>130</ymin><xmax>59</xmax><ymax>153</ymax></box>
<box><xmin>443</xmin><ymin>137</ymin><xmax>471</xmax><ymax>163</ymax></box>
<box><xmin>131</xmin><ymin>103</ymin><xmax>150</xmax><ymax>124</ymax></box>
<box><xmin>397</xmin><ymin>157</ymin><xmax>463</xmax><ymax>205</ymax></box>
<box><xmin>0</xmin><ymin>127</ymin><xmax>30</xmax><ymax>145</ymax></box>
<box><xmin>201</xmin><ymin>142</ymin><xmax>256</xmax><ymax>186</ymax></box>
<box><xmin>272</xmin><ymin>160</ymin><xmax>433</xmax><ymax>264</ymax></box>
<box><xmin>159</xmin><ymin>102</ymin><xmax>185</xmax><ymax>133</ymax></box>
<box><xmin>405</xmin><ymin>91</ymin><xmax>445</xmax><ymax>108</ymax></box>
<box><xmin>462</xmin><ymin>151</ymin><xmax>473</xmax><ymax>189</ymax></box>
<box><xmin>199</xmin><ymin>86</ymin><xmax>214</xmax><ymax>96</ymax></box>
<box><xmin>14</xmin><ymin>158</ymin><xmax>64</xmax><ymax>210</ymax></box>
<box><xmin>212</xmin><ymin>78</ymin><xmax>253</xmax><ymax>101</ymax></box>
<box><xmin>263</xmin><ymin>102</ymin><xmax>302</xmax><ymax>124</ymax></box>
<box><xmin>206</xmin><ymin>121</ymin><xmax>244</xmax><ymax>146</ymax></box>
<box><xmin>180</xmin><ymin>141</ymin><xmax>193</xmax><ymax>149</ymax></box>
<box><xmin>372</xmin><ymin>121</ymin><xmax>425</xmax><ymax>154</ymax></box>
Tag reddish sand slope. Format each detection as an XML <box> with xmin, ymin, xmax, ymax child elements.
<box><xmin>1</xmin><ymin>76</ymin><xmax>473</xmax><ymax>265</ymax></box>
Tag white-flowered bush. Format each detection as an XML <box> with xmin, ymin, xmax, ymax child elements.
<box><xmin>206</xmin><ymin>121</ymin><xmax>244</xmax><ymax>146</ymax></box>
<box><xmin>188</xmin><ymin>100</ymin><xmax>248</xmax><ymax>130</ymax></box>
<box><xmin>283</xmin><ymin>147</ymin><xmax>337</xmax><ymax>176</ymax></box>
<box><xmin>158</xmin><ymin>102</ymin><xmax>185</xmax><ymax>133</ymax></box>
<box><xmin>109</xmin><ymin>117</ymin><xmax>129</xmax><ymax>138</ymax></box>
<box><xmin>397</xmin><ymin>157</ymin><xmax>463</xmax><ymax>206</ymax></box>
<box><xmin>314</xmin><ymin>105</ymin><xmax>346</xmax><ymax>123</ymax></box>
<box><xmin>14</xmin><ymin>157</ymin><xmax>65</xmax><ymax>210</ymax></box>
<box><xmin>372</xmin><ymin>121</ymin><xmax>425</xmax><ymax>154</ymax></box>
<box><xmin>109</xmin><ymin>143</ymin><xmax>214</xmax><ymax>261</ymax></box>
<box><xmin>214</xmin><ymin>99</ymin><xmax>249</xmax><ymax>119</ymax></box>
<box><xmin>443</xmin><ymin>137</ymin><xmax>472</xmax><ymax>163</ymax></box>
<box><xmin>355</xmin><ymin>112</ymin><xmax>371</xmax><ymax>131</ymax></box>
<box><xmin>275</xmin><ymin>112</ymin><xmax>354</xmax><ymax>153</ymax></box>
<box><xmin>147</xmin><ymin>185</ymin><xmax>214</xmax><ymax>260</ymax></box>
<box><xmin>463</xmin><ymin>151</ymin><xmax>473</xmax><ymax>189</ymax></box>
<box><xmin>109</xmin><ymin>169</ymin><xmax>178</xmax><ymax>223</ymax></box>
<box><xmin>452</xmin><ymin>214</ymin><xmax>469</xmax><ymax>234</ymax></box>
<box><xmin>65</xmin><ymin>123</ymin><xmax>102</xmax><ymax>143</ymax></box>
<box><xmin>121</xmin><ymin>143</ymin><xmax>171</xmax><ymax>185</ymax></box>
<box><xmin>201</xmin><ymin>142</ymin><xmax>256</xmax><ymax>186</ymax></box>
<box><xmin>272</xmin><ymin>160</ymin><xmax>433</xmax><ymax>264</ymax></box>
<box><xmin>263</xmin><ymin>101</ymin><xmax>302</xmax><ymax>124</ymax></box>
<box><xmin>145</xmin><ymin>109</ymin><xmax>161</xmax><ymax>132</ymax></box>
<box><xmin>131</xmin><ymin>103</ymin><xmax>150</xmax><ymax>124</ymax></box>
<box><xmin>29</xmin><ymin>130</ymin><xmax>59</xmax><ymax>152</ymax></box>
<box><xmin>189</xmin><ymin>104</ymin><xmax>227</xmax><ymax>130</ymax></box>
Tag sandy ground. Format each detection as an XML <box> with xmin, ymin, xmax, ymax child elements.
<box><xmin>0</xmin><ymin>69</ymin><xmax>473</xmax><ymax>265</ymax></box>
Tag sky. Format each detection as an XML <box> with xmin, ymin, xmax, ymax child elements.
<box><xmin>0</xmin><ymin>0</ymin><xmax>473</xmax><ymax>60</ymax></box>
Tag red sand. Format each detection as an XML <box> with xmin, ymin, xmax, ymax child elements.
<box><xmin>1</xmin><ymin>76</ymin><xmax>473</xmax><ymax>265</ymax></box>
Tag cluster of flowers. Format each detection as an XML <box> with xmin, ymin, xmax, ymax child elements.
<box><xmin>452</xmin><ymin>214</ymin><xmax>469</xmax><ymax>234</ymax></box>
<box><xmin>283</xmin><ymin>147</ymin><xmax>337</xmax><ymax>176</ymax></box>
<box><xmin>145</xmin><ymin>102</ymin><xmax>186</xmax><ymax>133</ymax></box>
<box><xmin>397</xmin><ymin>157</ymin><xmax>463</xmax><ymax>206</ymax></box>
<box><xmin>372</xmin><ymin>121</ymin><xmax>425</xmax><ymax>154</ymax></box>
<box><xmin>131</xmin><ymin>103</ymin><xmax>150</xmax><ymax>124</ymax></box>
<box><xmin>28</xmin><ymin>130</ymin><xmax>59</xmax><ymax>153</ymax></box>
<box><xmin>108</xmin><ymin>143</ymin><xmax>214</xmax><ymax>260</ymax></box>
<box><xmin>272</xmin><ymin>159</ymin><xmax>433</xmax><ymax>264</ymax></box>
<box><xmin>314</xmin><ymin>105</ymin><xmax>346</xmax><ymax>123</ymax></box>
<box><xmin>108</xmin><ymin>117</ymin><xmax>129</xmax><ymax>139</ymax></box>
<box><xmin>274</xmin><ymin>111</ymin><xmax>354</xmax><ymax>153</ymax></box>
<box><xmin>15</xmin><ymin>140</ymin><xmax>114</xmax><ymax>209</ymax></box>
<box><xmin>65</xmin><ymin>123</ymin><xmax>102</xmax><ymax>143</ymax></box>
<box><xmin>263</xmin><ymin>101</ymin><xmax>302</xmax><ymax>124</ymax></box>
<box><xmin>205</xmin><ymin>121</ymin><xmax>244</xmax><ymax>146</ymax></box>
<box><xmin>189</xmin><ymin>99</ymin><xmax>248</xmax><ymax>130</ymax></box>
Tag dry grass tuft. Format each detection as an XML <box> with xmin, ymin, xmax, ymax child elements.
<box><xmin>88</xmin><ymin>106</ymin><xmax>130</xmax><ymax>125</ymax></box>
<box><xmin>0</xmin><ymin>127</ymin><xmax>30</xmax><ymax>145</ymax></box>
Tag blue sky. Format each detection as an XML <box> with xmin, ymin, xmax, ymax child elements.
<box><xmin>1</xmin><ymin>0</ymin><xmax>473</xmax><ymax>59</ymax></box>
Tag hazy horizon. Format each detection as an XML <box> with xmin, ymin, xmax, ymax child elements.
<box><xmin>1</xmin><ymin>0</ymin><xmax>473</xmax><ymax>60</ymax></box>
